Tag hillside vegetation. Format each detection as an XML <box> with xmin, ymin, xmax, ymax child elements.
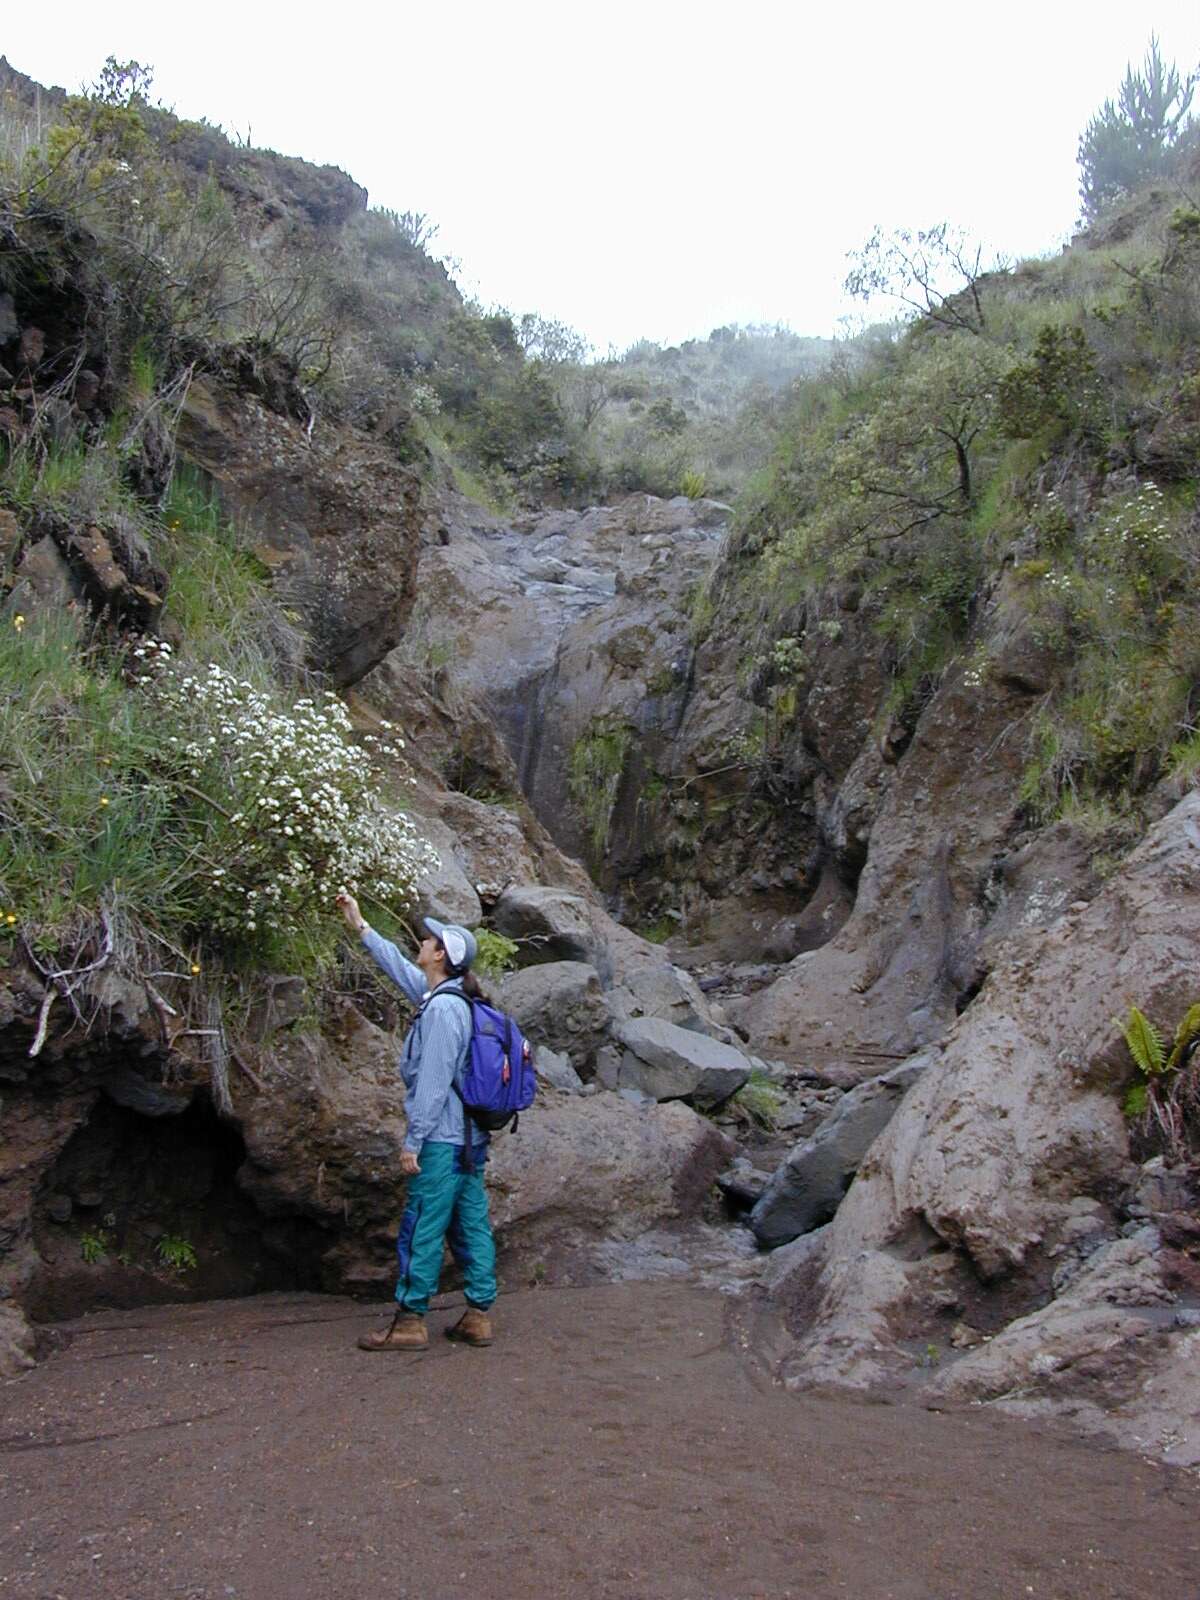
<box><xmin>3</xmin><ymin>42</ymin><xmax>1200</xmax><ymax>1004</ymax></box>
<box><xmin>701</xmin><ymin>164</ymin><xmax>1200</xmax><ymax>856</ymax></box>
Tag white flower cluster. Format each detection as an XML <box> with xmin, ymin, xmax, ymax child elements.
<box><xmin>146</xmin><ymin>658</ymin><xmax>438</xmax><ymax>938</ymax></box>
<box><xmin>1093</xmin><ymin>482</ymin><xmax>1172</xmax><ymax>569</ymax></box>
<box><xmin>1039</xmin><ymin>569</ymin><xmax>1078</xmax><ymax>595</ymax></box>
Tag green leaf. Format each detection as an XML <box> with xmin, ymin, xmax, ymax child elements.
<box><xmin>1119</xmin><ymin>1005</ymin><xmax>1166</xmax><ymax>1075</ymax></box>
<box><xmin>1166</xmin><ymin>1002</ymin><xmax>1200</xmax><ymax>1071</ymax></box>
<box><xmin>1123</xmin><ymin>1081</ymin><xmax>1149</xmax><ymax>1119</ymax></box>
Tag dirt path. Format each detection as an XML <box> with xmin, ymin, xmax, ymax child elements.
<box><xmin>2</xmin><ymin>1283</ymin><xmax>1198</xmax><ymax>1600</ymax></box>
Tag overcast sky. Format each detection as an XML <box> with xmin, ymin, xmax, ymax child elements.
<box><xmin>4</xmin><ymin>5</ymin><xmax>1199</xmax><ymax>352</ymax></box>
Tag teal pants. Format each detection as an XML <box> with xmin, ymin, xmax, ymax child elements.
<box><xmin>395</xmin><ymin>1142</ymin><xmax>497</xmax><ymax>1314</ymax></box>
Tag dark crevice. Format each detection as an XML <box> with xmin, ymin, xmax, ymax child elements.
<box><xmin>27</xmin><ymin>1093</ymin><xmax>325</xmax><ymax>1320</ymax></box>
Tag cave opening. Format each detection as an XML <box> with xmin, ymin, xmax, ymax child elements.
<box><xmin>28</xmin><ymin>1092</ymin><xmax>325</xmax><ymax>1320</ymax></box>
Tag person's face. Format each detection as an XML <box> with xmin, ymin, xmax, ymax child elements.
<box><xmin>416</xmin><ymin>934</ymin><xmax>445</xmax><ymax>977</ymax></box>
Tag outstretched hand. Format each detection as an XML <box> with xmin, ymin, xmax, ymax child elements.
<box><xmin>335</xmin><ymin>891</ymin><xmax>366</xmax><ymax>933</ymax></box>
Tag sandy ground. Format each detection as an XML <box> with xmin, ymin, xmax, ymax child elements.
<box><xmin>2</xmin><ymin>1282</ymin><xmax>1198</xmax><ymax>1600</ymax></box>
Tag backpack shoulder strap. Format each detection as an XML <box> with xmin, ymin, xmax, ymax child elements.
<box><xmin>417</xmin><ymin>986</ymin><xmax>473</xmax><ymax>1018</ymax></box>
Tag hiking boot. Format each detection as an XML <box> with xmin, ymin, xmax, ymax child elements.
<box><xmin>444</xmin><ymin>1307</ymin><xmax>493</xmax><ymax>1347</ymax></box>
<box><xmin>357</xmin><ymin>1311</ymin><xmax>428</xmax><ymax>1352</ymax></box>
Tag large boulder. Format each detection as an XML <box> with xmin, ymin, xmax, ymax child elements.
<box><xmin>750</xmin><ymin>1055</ymin><xmax>930</xmax><ymax>1247</ymax></box>
<box><xmin>615</xmin><ymin>1016</ymin><xmax>751</xmax><ymax>1109</ymax></box>
<box><xmin>764</xmin><ymin>791</ymin><xmax>1200</xmax><ymax>1461</ymax></box>
<box><xmin>498</xmin><ymin>961</ymin><xmax>611</xmax><ymax>1073</ymax></box>
<box><xmin>487</xmin><ymin>1091</ymin><xmax>735</xmax><ymax>1269</ymax></box>
<box><xmin>605</xmin><ymin>960</ymin><xmax>733</xmax><ymax>1040</ymax></box>
<box><xmin>491</xmin><ymin>885</ymin><xmax>606</xmax><ymax>969</ymax></box>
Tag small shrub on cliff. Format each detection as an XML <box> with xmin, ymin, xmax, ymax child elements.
<box><xmin>1118</xmin><ymin>1002</ymin><xmax>1200</xmax><ymax>1161</ymax></box>
<box><xmin>155</xmin><ymin>1233</ymin><xmax>198</xmax><ymax>1272</ymax></box>
<box><xmin>473</xmin><ymin>930</ymin><xmax>519</xmax><ymax>980</ymax></box>
<box><xmin>996</xmin><ymin>325</ymin><xmax>1102</xmax><ymax>445</ymax></box>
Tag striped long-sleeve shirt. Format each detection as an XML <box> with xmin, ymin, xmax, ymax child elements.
<box><xmin>360</xmin><ymin>927</ymin><xmax>486</xmax><ymax>1157</ymax></box>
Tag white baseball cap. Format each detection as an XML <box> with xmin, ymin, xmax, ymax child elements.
<box><xmin>422</xmin><ymin>917</ymin><xmax>477</xmax><ymax>971</ymax></box>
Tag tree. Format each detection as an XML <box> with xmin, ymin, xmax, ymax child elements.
<box><xmin>828</xmin><ymin>334</ymin><xmax>1006</xmax><ymax>552</ymax></box>
<box><xmin>1078</xmin><ymin>37</ymin><xmax>1196</xmax><ymax>221</ymax></box>
<box><xmin>516</xmin><ymin>312</ymin><xmax>591</xmax><ymax>365</ymax></box>
<box><xmin>844</xmin><ymin>223</ymin><xmax>1003</xmax><ymax>336</ymax></box>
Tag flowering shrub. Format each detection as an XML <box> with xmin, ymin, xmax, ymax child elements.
<box><xmin>141</xmin><ymin>647</ymin><xmax>437</xmax><ymax>940</ymax></box>
<box><xmin>1087</xmin><ymin>482</ymin><xmax>1175</xmax><ymax>579</ymax></box>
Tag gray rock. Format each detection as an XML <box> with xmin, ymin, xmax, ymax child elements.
<box><xmin>44</xmin><ymin>1194</ymin><xmax>72</xmax><ymax>1224</ymax></box>
<box><xmin>1132</xmin><ymin>1157</ymin><xmax>1194</xmax><ymax>1216</ymax></box>
<box><xmin>615</xmin><ymin>1016</ymin><xmax>752</xmax><ymax>1109</ymax></box>
<box><xmin>715</xmin><ymin>1158</ymin><xmax>771</xmax><ymax>1209</ymax></box>
<box><xmin>606</xmin><ymin>961</ymin><xmax>739</xmax><ymax>1044</ymax></box>
<box><xmin>750</xmin><ymin>1054</ymin><xmax>930</xmax><ymax>1247</ymax></box>
<box><xmin>3</xmin><ymin>536</ymin><xmax>76</xmax><ymax>621</ymax></box>
<box><xmin>594</xmin><ymin>1045</ymin><xmax>622</xmax><ymax>1091</ymax></box>
<box><xmin>413</xmin><ymin>813</ymin><xmax>484</xmax><ymax>927</ymax></box>
<box><xmin>244</xmin><ymin>976</ymin><xmax>309</xmax><ymax>1041</ymax></box>
<box><xmin>774</xmin><ymin>1084</ymin><xmax>844</xmax><ymax>1136</ymax></box>
<box><xmin>618</xmin><ymin>1086</ymin><xmax>657</xmax><ymax>1108</ymax></box>
<box><xmin>498</xmin><ymin>961</ymin><xmax>611</xmax><ymax>1072</ymax></box>
<box><xmin>535</xmin><ymin>1047</ymin><xmax>584</xmax><ymax>1093</ymax></box>
<box><xmin>491</xmin><ymin>886</ymin><xmax>604</xmax><ymax>970</ymax></box>
<box><xmin>487</xmin><ymin>1092</ymin><xmax>737</xmax><ymax>1260</ymax></box>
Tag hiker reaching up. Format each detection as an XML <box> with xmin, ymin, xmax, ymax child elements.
<box><xmin>336</xmin><ymin>891</ymin><xmax>497</xmax><ymax>1352</ymax></box>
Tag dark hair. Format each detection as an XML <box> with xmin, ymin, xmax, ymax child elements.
<box><xmin>460</xmin><ymin>969</ymin><xmax>492</xmax><ymax>1005</ymax></box>
<box><xmin>432</xmin><ymin>938</ymin><xmax>491</xmax><ymax>1002</ymax></box>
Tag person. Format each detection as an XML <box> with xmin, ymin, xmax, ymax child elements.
<box><xmin>336</xmin><ymin>891</ymin><xmax>497</xmax><ymax>1351</ymax></box>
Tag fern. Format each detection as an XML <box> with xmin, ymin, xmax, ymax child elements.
<box><xmin>1167</xmin><ymin>1003</ymin><xmax>1200</xmax><ymax>1070</ymax></box>
<box><xmin>1120</xmin><ymin>1005</ymin><xmax>1166</xmax><ymax>1074</ymax></box>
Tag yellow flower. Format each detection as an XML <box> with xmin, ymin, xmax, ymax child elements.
<box><xmin>4</xmin><ymin>913</ymin><xmax>16</xmax><ymax>925</ymax></box>
<box><xmin>99</xmin><ymin>796</ymin><xmax>110</xmax><ymax>808</ymax></box>
<box><xmin>190</xmin><ymin>963</ymin><xmax>201</xmax><ymax>975</ymax></box>
<box><xmin>13</xmin><ymin>614</ymin><xmax>25</xmax><ymax>632</ymax></box>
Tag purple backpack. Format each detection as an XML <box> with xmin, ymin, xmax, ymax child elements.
<box><xmin>432</xmin><ymin>989</ymin><xmax>536</xmax><ymax>1146</ymax></box>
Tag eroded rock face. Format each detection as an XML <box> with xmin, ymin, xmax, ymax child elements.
<box><xmin>764</xmin><ymin>793</ymin><xmax>1200</xmax><ymax>1460</ymax></box>
<box><xmin>746</xmin><ymin>658</ymin><xmax>1044</xmax><ymax>1075</ymax></box>
<box><xmin>177</xmin><ymin>375</ymin><xmax>424</xmax><ymax>687</ymax></box>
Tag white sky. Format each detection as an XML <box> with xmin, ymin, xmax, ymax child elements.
<box><xmin>4</xmin><ymin>4</ymin><xmax>1199</xmax><ymax>352</ymax></box>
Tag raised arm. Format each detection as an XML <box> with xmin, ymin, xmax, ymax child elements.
<box><xmin>336</xmin><ymin>892</ymin><xmax>426</xmax><ymax>1004</ymax></box>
